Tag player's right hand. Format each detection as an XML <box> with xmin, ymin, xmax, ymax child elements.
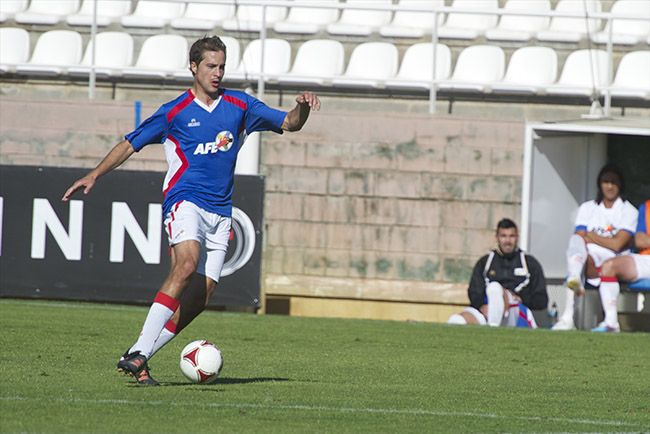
<box><xmin>62</xmin><ymin>175</ymin><xmax>96</xmax><ymax>201</ymax></box>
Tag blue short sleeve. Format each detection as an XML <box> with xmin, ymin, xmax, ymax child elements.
<box><xmin>124</xmin><ymin>106</ymin><xmax>168</xmax><ymax>151</ymax></box>
<box><xmin>637</xmin><ymin>203</ymin><xmax>647</xmax><ymax>234</ymax></box>
<box><xmin>244</xmin><ymin>96</ymin><xmax>286</xmax><ymax>135</ymax></box>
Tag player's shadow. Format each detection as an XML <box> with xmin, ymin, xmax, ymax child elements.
<box><xmin>161</xmin><ymin>377</ymin><xmax>292</xmax><ymax>387</ymax></box>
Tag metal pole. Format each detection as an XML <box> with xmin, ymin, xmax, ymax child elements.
<box><xmin>604</xmin><ymin>16</ymin><xmax>613</xmax><ymax>117</ymax></box>
<box><xmin>88</xmin><ymin>0</ymin><xmax>98</xmax><ymax>100</ymax></box>
<box><xmin>428</xmin><ymin>10</ymin><xmax>439</xmax><ymax>115</ymax></box>
<box><xmin>257</xmin><ymin>4</ymin><xmax>266</xmax><ymax>101</ymax></box>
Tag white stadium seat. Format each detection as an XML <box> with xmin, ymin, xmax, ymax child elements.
<box><xmin>121</xmin><ymin>1</ymin><xmax>186</xmax><ymax>28</ymax></box>
<box><xmin>379</xmin><ymin>0</ymin><xmax>445</xmax><ymax>39</ymax></box>
<box><xmin>15</xmin><ymin>0</ymin><xmax>80</xmax><ymax>25</ymax></box>
<box><xmin>490</xmin><ymin>46</ymin><xmax>557</xmax><ymax>94</ymax></box>
<box><xmin>609</xmin><ymin>51</ymin><xmax>650</xmax><ymax>99</ymax></box>
<box><xmin>546</xmin><ymin>49</ymin><xmax>609</xmax><ymax>96</ymax></box>
<box><xmin>592</xmin><ymin>0</ymin><xmax>650</xmax><ymax>46</ymax></box>
<box><xmin>66</xmin><ymin>0</ymin><xmax>131</xmax><ymax>27</ymax></box>
<box><xmin>221</xmin><ymin>4</ymin><xmax>288</xmax><ymax>33</ymax></box>
<box><xmin>173</xmin><ymin>36</ymin><xmax>241</xmax><ymax>82</ymax></box>
<box><xmin>15</xmin><ymin>30</ymin><xmax>82</xmax><ymax>76</ymax></box>
<box><xmin>278</xmin><ymin>39</ymin><xmax>345</xmax><ymax>86</ymax></box>
<box><xmin>68</xmin><ymin>32</ymin><xmax>134</xmax><ymax>78</ymax></box>
<box><xmin>0</xmin><ymin>27</ymin><xmax>30</xmax><ymax>74</ymax></box>
<box><xmin>230</xmin><ymin>39</ymin><xmax>292</xmax><ymax>81</ymax></box>
<box><xmin>332</xmin><ymin>42</ymin><xmax>399</xmax><ymax>89</ymax></box>
<box><xmin>485</xmin><ymin>0</ymin><xmax>551</xmax><ymax>42</ymax></box>
<box><xmin>0</xmin><ymin>0</ymin><xmax>28</xmax><ymax>23</ymax></box>
<box><xmin>171</xmin><ymin>2</ymin><xmax>236</xmax><ymax>31</ymax></box>
<box><xmin>273</xmin><ymin>0</ymin><xmax>340</xmax><ymax>35</ymax></box>
<box><xmin>385</xmin><ymin>43</ymin><xmax>451</xmax><ymax>91</ymax></box>
<box><xmin>537</xmin><ymin>0</ymin><xmax>601</xmax><ymax>43</ymax></box>
<box><xmin>437</xmin><ymin>0</ymin><xmax>498</xmax><ymax>40</ymax></box>
<box><xmin>122</xmin><ymin>35</ymin><xmax>188</xmax><ymax>80</ymax></box>
<box><xmin>327</xmin><ymin>0</ymin><xmax>393</xmax><ymax>37</ymax></box>
<box><xmin>439</xmin><ymin>45</ymin><xmax>505</xmax><ymax>92</ymax></box>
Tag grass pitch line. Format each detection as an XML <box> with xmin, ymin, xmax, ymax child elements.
<box><xmin>1</xmin><ymin>396</ymin><xmax>642</xmax><ymax>429</ymax></box>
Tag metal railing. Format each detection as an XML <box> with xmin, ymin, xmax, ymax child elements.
<box><xmin>81</xmin><ymin>0</ymin><xmax>646</xmax><ymax>116</ymax></box>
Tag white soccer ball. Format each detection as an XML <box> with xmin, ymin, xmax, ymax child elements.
<box><xmin>179</xmin><ymin>340</ymin><xmax>223</xmax><ymax>384</ymax></box>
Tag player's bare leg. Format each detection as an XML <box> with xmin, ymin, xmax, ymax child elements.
<box><xmin>117</xmin><ymin>240</ymin><xmax>201</xmax><ymax>384</ymax></box>
<box><xmin>593</xmin><ymin>256</ymin><xmax>638</xmax><ymax>332</ymax></box>
<box><xmin>148</xmin><ymin>273</ymin><xmax>217</xmax><ymax>358</ymax></box>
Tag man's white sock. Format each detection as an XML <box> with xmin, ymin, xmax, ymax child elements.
<box><xmin>129</xmin><ymin>292</ymin><xmax>179</xmax><ymax>359</ymax></box>
<box><xmin>599</xmin><ymin>276</ymin><xmax>620</xmax><ymax>327</ymax></box>
<box><xmin>486</xmin><ymin>282</ymin><xmax>505</xmax><ymax>327</ymax></box>
<box><xmin>566</xmin><ymin>234</ymin><xmax>587</xmax><ymax>277</ymax></box>
<box><xmin>559</xmin><ymin>288</ymin><xmax>575</xmax><ymax>324</ymax></box>
<box><xmin>150</xmin><ymin>320</ymin><xmax>177</xmax><ymax>358</ymax></box>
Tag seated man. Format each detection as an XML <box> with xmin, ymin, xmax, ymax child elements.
<box><xmin>552</xmin><ymin>164</ymin><xmax>638</xmax><ymax>330</ymax></box>
<box><xmin>594</xmin><ymin>198</ymin><xmax>650</xmax><ymax>332</ymax></box>
<box><xmin>448</xmin><ymin>218</ymin><xmax>548</xmax><ymax>328</ymax></box>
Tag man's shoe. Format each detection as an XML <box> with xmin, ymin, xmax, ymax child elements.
<box><xmin>117</xmin><ymin>351</ymin><xmax>148</xmax><ymax>376</ymax></box>
<box><xmin>551</xmin><ymin>318</ymin><xmax>576</xmax><ymax>331</ymax></box>
<box><xmin>591</xmin><ymin>322</ymin><xmax>620</xmax><ymax>333</ymax></box>
<box><xmin>117</xmin><ymin>351</ymin><xmax>160</xmax><ymax>386</ymax></box>
<box><xmin>566</xmin><ymin>275</ymin><xmax>584</xmax><ymax>296</ymax></box>
<box><xmin>134</xmin><ymin>363</ymin><xmax>160</xmax><ymax>386</ymax></box>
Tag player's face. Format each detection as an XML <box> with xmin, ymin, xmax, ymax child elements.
<box><xmin>600</xmin><ymin>180</ymin><xmax>620</xmax><ymax>202</ymax></box>
<box><xmin>192</xmin><ymin>50</ymin><xmax>226</xmax><ymax>94</ymax></box>
<box><xmin>496</xmin><ymin>227</ymin><xmax>518</xmax><ymax>254</ymax></box>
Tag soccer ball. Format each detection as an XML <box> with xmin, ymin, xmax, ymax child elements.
<box><xmin>179</xmin><ymin>340</ymin><xmax>223</xmax><ymax>384</ymax></box>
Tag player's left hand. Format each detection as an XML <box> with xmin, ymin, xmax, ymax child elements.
<box><xmin>296</xmin><ymin>91</ymin><xmax>320</xmax><ymax>111</ymax></box>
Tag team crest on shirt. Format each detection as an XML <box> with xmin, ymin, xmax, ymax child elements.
<box><xmin>193</xmin><ymin>130</ymin><xmax>234</xmax><ymax>155</ymax></box>
<box><xmin>215</xmin><ymin>130</ymin><xmax>234</xmax><ymax>152</ymax></box>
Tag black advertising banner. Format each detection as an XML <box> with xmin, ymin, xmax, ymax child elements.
<box><xmin>0</xmin><ymin>165</ymin><xmax>264</xmax><ymax>308</ymax></box>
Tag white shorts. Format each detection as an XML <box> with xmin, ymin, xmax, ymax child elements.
<box><xmin>163</xmin><ymin>200</ymin><xmax>231</xmax><ymax>283</ymax></box>
<box><xmin>586</xmin><ymin>243</ymin><xmax>618</xmax><ymax>268</ymax></box>
<box><xmin>632</xmin><ymin>254</ymin><xmax>650</xmax><ymax>280</ymax></box>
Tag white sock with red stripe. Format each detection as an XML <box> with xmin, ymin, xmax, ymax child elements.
<box><xmin>150</xmin><ymin>320</ymin><xmax>178</xmax><ymax>359</ymax></box>
<box><xmin>129</xmin><ymin>292</ymin><xmax>180</xmax><ymax>359</ymax></box>
<box><xmin>599</xmin><ymin>276</ymin><xmax>620</xmax><ymax>328</ymax></box>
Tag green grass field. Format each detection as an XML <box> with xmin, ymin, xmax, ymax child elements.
<box><xmin>0</xmin><ymin>298</ymin><xmax>649</xmax><ymax>433</ymax></box>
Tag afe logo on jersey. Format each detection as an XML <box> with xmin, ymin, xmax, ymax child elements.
<box><xmin>193</xmin><ymin>130</ymin><xmax>234</xmax><ymax>155</ymax></box>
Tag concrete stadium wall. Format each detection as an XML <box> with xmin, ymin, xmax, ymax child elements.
<box><xmin>0</xmin><ymin>95</ymin><xmax>527</xmax><ymax>320</ymax></box>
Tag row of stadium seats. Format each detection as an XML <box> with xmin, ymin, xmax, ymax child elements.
<box><xmin>2</xmin><ymin>28</ymin><xmax>649</xmax><ymax>99</ymax></box>
<box><xmin>1</xmin><ymin>0</ymin><xmax>649</xmax><ymax>45</ymax></box>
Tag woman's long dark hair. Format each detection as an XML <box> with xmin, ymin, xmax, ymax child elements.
<box><xmin>595</xmin><ymin>163</ymin><xmax>625</xmax><ymax>204</ymax></box>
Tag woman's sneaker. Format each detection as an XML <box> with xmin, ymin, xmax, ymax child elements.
<box><xmin>591</xmin><ymin>322</ymin><xmax>620</xmax><ymax>333</ymax></box>
<box><xmin>551</xmin><ymin>317</ymin><xmax>576</xmax><ymax>331</ymax></box>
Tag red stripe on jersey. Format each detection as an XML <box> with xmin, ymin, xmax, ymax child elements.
<box><xmin>154</xmin><ymin>291</ymin><xmax>180</xmax><ymax>311</ymax></box>
<box><xmin>163</xmin><ymin>135</ymin><xmax>188</xmax><ymax>196</ymax></box>
<box><xmin>601</xmin><ymin>276</ymin><xmax>618</xmax><ymax>283</ymax></box>
<box><xmin>223</xmin><ymin>94</ymin><xmax>247</xmax><ymax>110</ymax></box>
<box><xmin>166</xmin><ymin>89</ymin><xmax>195</xmax><ymax>122</ymax></box>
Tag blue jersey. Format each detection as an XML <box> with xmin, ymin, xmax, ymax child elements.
<box><xmin>125</xmin><ymin>88</ymin><xmax>286</xmax><ymax>217</ymax></box>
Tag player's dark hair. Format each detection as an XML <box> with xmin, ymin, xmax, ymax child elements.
<box><xmin>595</xmin><ymin>163</ymin><xmax>624</xmax><ymax>204</ymax></box>
<box><xmin>496</xmin><ymin>218</ymin><xmax>517</xmax><ymax>232</ymax></box>
<box><xmin>189</xmin><ymin>36</ymin><xmax>227</xmax><ymax>75</ymax></box>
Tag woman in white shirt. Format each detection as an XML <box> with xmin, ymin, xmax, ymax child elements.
<box><xmin>552</xmin><ymin>164</ymin><xmax>638</xmax><ymax>331</ymax></box>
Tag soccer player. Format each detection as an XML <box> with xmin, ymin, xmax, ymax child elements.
<box><xmin>593</xmin><ymin>198</ymin><xmax>650</xmax><ymax>332</ymax></box>
<box><xmin>552</xmin><ymin>164</ymin><xmax>638</xmax><ymax>331</ymax></box>
<box><xmin>62</xmin><ymin>36</ymin><xmax>320</xmax><ymax>385</ymax></box>
<box><xmin>447</xmin><ymin>218</ymin><xmax>548</xmax><ymax>328</ymax></box>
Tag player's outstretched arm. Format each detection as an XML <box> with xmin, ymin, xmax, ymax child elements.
<box><xmin>281</xmin><ymin>91</ymin><xmax>320</xmax><ymax>132</ymax></box>
<box><xmin>62</xmin><ymin>140</ymin><xmax>135</xmax><ymax>201</ymax></box>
